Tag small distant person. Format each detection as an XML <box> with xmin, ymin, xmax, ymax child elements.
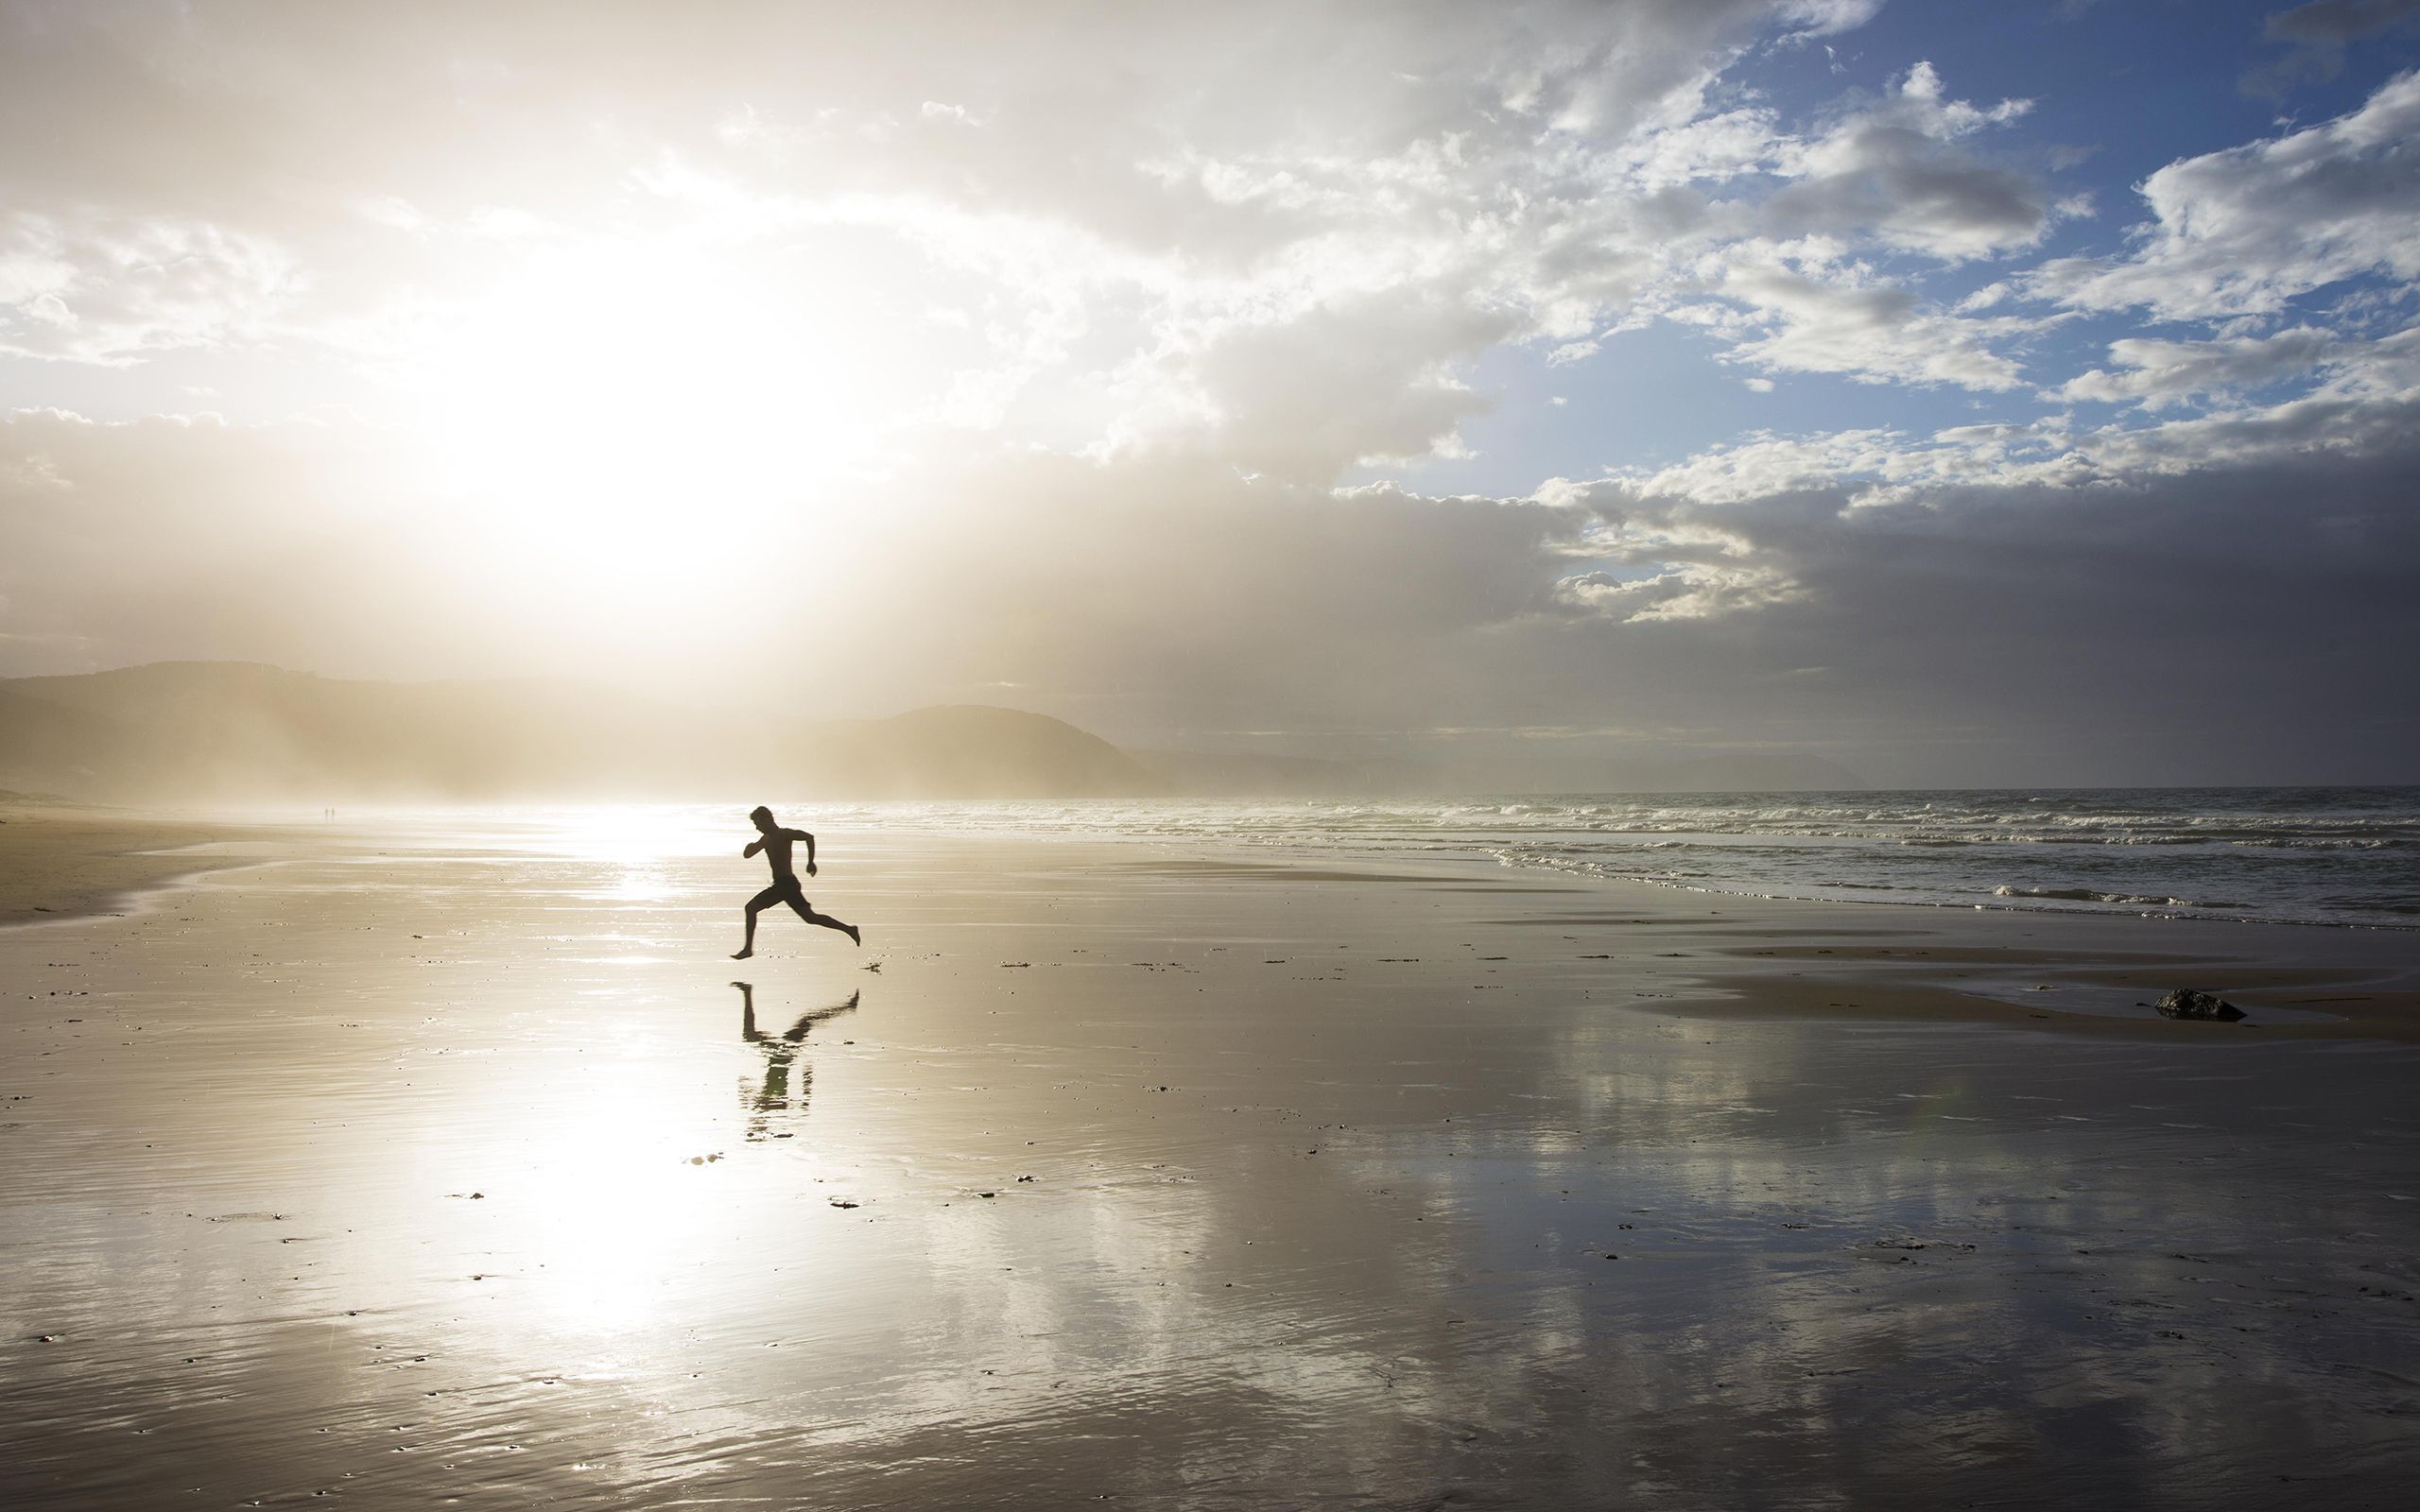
<box><xmin>732</xmin><ymin>805</ymin><xmax>860</xmax><ymax>959</ymax></box>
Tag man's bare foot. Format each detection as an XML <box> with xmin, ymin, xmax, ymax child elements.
<box><xmin>848</xmin><ymin>924</ymin><xmax>862</xmax><ymax>947</ymax></box>
<box><xmin>731</xmin><ymin>947</ymin><xmax>753</xmax><ymax>960</ymax></box>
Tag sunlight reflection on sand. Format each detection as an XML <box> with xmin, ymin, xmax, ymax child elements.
<box><xmin>4</xmin><ymin>814</ymin><xmax>2418</xmax><ymax>1507</ymax></box>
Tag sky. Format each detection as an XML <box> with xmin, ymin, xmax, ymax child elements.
<box><xmin>2</xmin><ymin>0</ymin><xmax>2417</xmax><ymax>787</ymax></box>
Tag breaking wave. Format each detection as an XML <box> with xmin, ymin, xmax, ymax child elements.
<box><xmin>700</xmin><ymin>782</ymin><xmax>2420</xmax><ymax>930</ymax></box>
<box><xmin>1993</xmin><ymin>885</ymin><xmax>2244</xmax><ymax>910</ymax></box>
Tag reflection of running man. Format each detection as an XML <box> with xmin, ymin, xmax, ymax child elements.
<box><xmin>732</xmin><ymin>805</ymin><xmax>860</xmax><ymax>960</ymax></box>
<box><xmin>735</xmin><ymin>981</ymin><xmax>859</xmax><ymax>1140</ymax></box>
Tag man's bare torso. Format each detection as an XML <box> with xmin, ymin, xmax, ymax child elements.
<box><xmin>759</xmin><ymin>830</ymin><xmax>807</xmax><ymax>884</ymax></box>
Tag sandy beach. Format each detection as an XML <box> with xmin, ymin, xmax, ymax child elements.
<box><xmin>5</xmin><ymin>812</ymin><xmax>2419</xmax><ymax>1508</ymax></box>
<box><xmin>0</xmin><ymin>804</ymin><xmax>286</xmax><ymax>928</ymax></box>
<box><xmin>12</xmin><ymin>1</ymin><xmax>2420</xmax><ymax>1504</ymax></box>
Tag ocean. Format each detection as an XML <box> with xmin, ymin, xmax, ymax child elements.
<box><xmin>471</xmin><ymin>784</ymin><xmax>2420</xmax><ymax>932</ymax></box>
<box><xmin>764</xmin><ymin>785</ymin><xmax>2420</xmax><ymax>931</ymax></box>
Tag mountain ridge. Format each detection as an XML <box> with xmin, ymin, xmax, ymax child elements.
<box><xmin>0</xmin><ymin>662</ymin><xmax>1864</xmax><ymax>799</ymax></box>
<box><xmin>0</xmin><ymin>663</ymin><xmax>1156</xmax><ymax>801</ymax></box>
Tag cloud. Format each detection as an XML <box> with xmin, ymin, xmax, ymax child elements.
<box><xmin>0</xmin><ymin>405</ymin><xmax>1600</xmax><ymax>738</ymax></box>
<box><xmin>2268</xmin><ymin>0</ymin><xmax>2420</xmax><ymax>41</ymax></box>
<box><xmin>1527</xmin><ymin>382</ymin><xmax>2420</xmax><ymax>779</ymax></box>
<box><xmin>1556</xmin><ymin>562</ymin><xmax>1807</xmax><ymax>622</ymax></box>
<box><xmin>9</xmin><ymin>381</ymin><xmax>2417</xmax><ymax>782</ymax></box>
<box><xmin>1760</xmin><ymin>62</ymin><xmax>2054</xmax><ymax>261</ymax></box>
<box><xmin>0</xmin><ymin>0</ymin><xmax>1904</xmax><ymax>475</ymax></box>
<box><xmin>2058</xmin><ymin>323</ymin><xmax>2420</xmax><ymax>407</ymax></box>
<box><xmin>2060</xmin><ymin>326</ymin><xmax>2342</xmax><ymax>407</ymax></box>
<box><xmin>1612</xmin><ymin>107</ymin><xmax>1791</xmax><ymax>192</ymax></box>
<box><xmin>0</xmin><ymin>7</ymin><xmax>2072</xmax><ymax>482</ymax></box>
<box><xmin>1115</xmin><ymin>289</ymin><xmax>1516</xmax><ymax>478</ymax></box>
<box><xmin>2247</xmin><ymin>0</ymin><xmax>2420</xmax><ymax>93</ymax></box>
<box><xmin>2032</xmin><ymin>70</ymin><xmax>2420</xmax><ymax>319</ymax></box>
<box><xmin>1580</xmin><ymin>361</ymin><xmax>2420</xmax><ymax>600</ymax></box>
<box><xmin>1681</xmin><ymin>246</ymin><xmax>2036</xmax><ymax>389</ymax></box>
<box><xmin>0</xmin><ymin>3</ymin><xmax>2066</xmax><ymax>477</ymax></box>
<box><xmin>1547</xmin><ymin>60</ymin><xmax>2063</xmax><ymax>390</ymax></box>
<box><xmin>2</xmin><ymin>3</ymin><xmax>2415</xmax><ymax>784</ymax></box>
<box><xmin>0</xmin><ymin>214</ymin><xmax>298</xmax><ymax>364</ymax></box>
<box><xmin>1776</xmin><ymin>0</ymin><xmax>1888</xmax><ymax>34</ymax></box>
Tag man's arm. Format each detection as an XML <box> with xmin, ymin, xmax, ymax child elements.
<box><xmin>744</xmin><ymin>838</ymin><xmax>764</xmax><ymax>857</ymax></box>
<box><xmin>786</xmin><ymin>829</ymin><xmax>817</xmax><ymax>873</ymax></box>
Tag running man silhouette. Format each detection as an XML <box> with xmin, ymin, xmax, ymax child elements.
<box><xmin>732</xmin><ymin>805</ymin><xmax>860</xmax><ymax>959</ymax></box>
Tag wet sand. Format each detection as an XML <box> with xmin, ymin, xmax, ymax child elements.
<box><xmin>5</xmin><ymin>816</ymin><xmax>2419</xmax><ymax>1508</ymax></box>
<box><xmin>0</xmin><ymin>803</ymin><xmax>284</xmax><ymax>926</ymax></box>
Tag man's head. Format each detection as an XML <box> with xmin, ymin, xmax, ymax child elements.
<box><xmin>750</xmin><ymin>805</ymin><xmax>776</xmax><ymax>832</ymax></box>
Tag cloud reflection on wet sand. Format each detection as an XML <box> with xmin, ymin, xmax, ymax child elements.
<box><xmin>4</xmin><ymin>824</ymin><xmax>2417</xmax><ymax>1507</ymax></box>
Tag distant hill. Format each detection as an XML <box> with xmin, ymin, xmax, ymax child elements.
<box><xmin>0</xmin><ymin>663</ymin><xmax>1155</xmax><ymax>802</ymax></box>
<box><xmin>810</xmin><ymin>706</ymin><xmax>1156</xmax><ymax>799</ymax></box>
<box><xmin>0</xmin><ymin>685</ymin><xmax>129</xmax><ymax>794</ymax></box>
<box><xmin>0</xmin><ymin>662</ymin><xmax>1864</xmax><ymax>802</ymax></box>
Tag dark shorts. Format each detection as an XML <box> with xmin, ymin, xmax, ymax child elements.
<box><xmin>751</xmin><ymin>877</ymin><xmax>810</xmax><ymax>911</ymax></box>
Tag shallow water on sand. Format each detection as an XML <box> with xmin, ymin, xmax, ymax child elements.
<box><xmin>5</xmin><ymin>820</ymin><xmax>2419</xmax><ymax>1508</ymax></box>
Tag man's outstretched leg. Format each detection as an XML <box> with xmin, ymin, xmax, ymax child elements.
<box><xmin>786</xmin><ymin>892</ymin><xmax>862</xmax><ymax>948</ymax></box>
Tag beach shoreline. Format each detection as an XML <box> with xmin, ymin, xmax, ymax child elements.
<box><xmin>8</xmin><ymin>803</ymin><xmax>2417</xmax><ymax>1040</ymax></box>
<box><xmin>6</xmin><ymin>815</ymin><xmax>2419</xmax><ymax>1507</ymax></box>
<box><xmin>0</xmin><ymin>803</ymin><xmax>306</xmax><ymax>928</ymax></box>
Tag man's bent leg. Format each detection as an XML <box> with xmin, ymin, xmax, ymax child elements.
<box><xmin>735</xmin><ymin>885</ymin><xmax>786</xmax><ymax>959</ymax></box>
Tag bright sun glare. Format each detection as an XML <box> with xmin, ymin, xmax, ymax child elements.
<box><xmin>399</xmin><ymin>239</ymin><xmax>888</xmax><ymax>585</ymax></box>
